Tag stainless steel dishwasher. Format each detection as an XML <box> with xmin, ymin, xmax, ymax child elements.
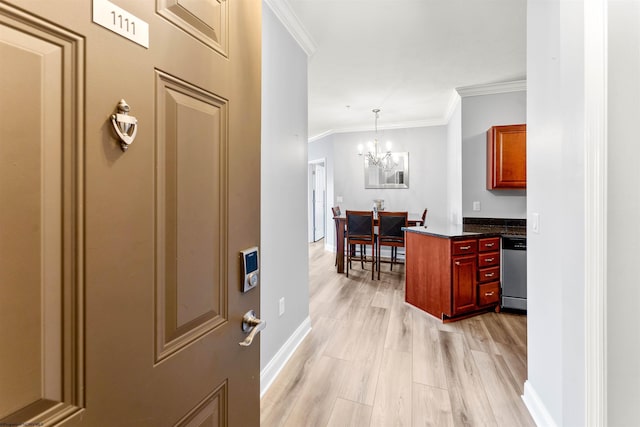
<box><xmin>501</xmin><ymin>236</ymin><xmax>527</xmax><ymax>311</ymax></box>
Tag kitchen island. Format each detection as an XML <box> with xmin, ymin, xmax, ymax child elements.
<box><xmin>404</xmin><ymin>224</ymin><xmax>502</xmax><ymax>322</ymax></box>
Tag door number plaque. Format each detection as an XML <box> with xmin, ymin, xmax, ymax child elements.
<box><xmin>93</xmin><ymin>0</ymin><xmax>149</xmax><ymax>48</ymax></box>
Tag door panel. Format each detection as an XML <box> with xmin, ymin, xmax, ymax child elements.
<box><xmin>0</xmin><ymin>4</ymin><xmax>84</xmax><ymax>423</ymax></box>
<box><xmin>155</xmin><ymin>70</ymin><xmax>228</xmax><ymax>363</ymax></box>
<box><xmin>157</xmin><ymin>0</ymin><xmax>227</xmax><ymax>56</ymax></box>
<box><xmin>0</xmin><ymin>1</ymin><xmax>261</xmax><ymax>425</ymax></box>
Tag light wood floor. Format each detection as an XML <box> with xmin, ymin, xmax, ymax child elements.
<box><xmin>260</xmin><ymin>240</ymin><xmax>536</xmax><ymax>427</ymax></box>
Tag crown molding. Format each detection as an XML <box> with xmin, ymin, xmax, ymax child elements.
<box><xmin>443</xmin><ymin>90</ymin><xmax>462</xmax><ymax>123</ymax></box>
<box><xmin>308</xmin><ymin>130</ymin><xmax>334</xmax><ymax>143</ymax></box>
<box><xmin>264</xmin><ymin>0</ymin><xmax>317</xmax><ymax>57</ymax></box>
<box><xmin>456</xmin><ymin>80</ymin><xmax>527</xmax><ymax>97</ymax></box>
<box><xmin>307</xmin><ymin>117</ymin><xmax>450</xmax><ymax>143</ymax></box>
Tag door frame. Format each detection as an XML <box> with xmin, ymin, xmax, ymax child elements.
<box><xmin>308</xmin><ymin>158</ymin><xmax>326</xmax><ymax>243</ymax></box>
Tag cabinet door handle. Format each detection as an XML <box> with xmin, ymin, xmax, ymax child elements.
<box><xmin>455</xmin><ymin>261</ymin><xmax>460</xmax><ymax>265</ymax></box>
<box><xmin>485</xmin><ymin>291</ymin><xmax>495</xmax><ymax>296</ymax></box>
<box><xmin>460</xmin><ymin>245</ymin><xmax>471</xmax><ymax>250</ymax></box>
<box><xmin>485</xmin><ymin>243</ymin><xmax>495</xmax><ymax>247</ymax></box>
<box><xmin>485</xmin><ymin>258</ymin><xmax>494</xmax><ymax>262</ymax></box>
<box><xmin>485</xmin><ymin>272</ymin><xmax>495</xmax><ymax>277</ymax></box>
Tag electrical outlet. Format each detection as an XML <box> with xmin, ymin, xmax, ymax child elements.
<box><xmin>279</xmin><ymin>297</ymin><xmax>285</xmax><ymax>316</ymax></box>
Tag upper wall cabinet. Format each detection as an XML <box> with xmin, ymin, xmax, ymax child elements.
<box><xmin>486</xmin><ymin>124</ymin><xmax>526</xmax><ymax>190</ymax></box>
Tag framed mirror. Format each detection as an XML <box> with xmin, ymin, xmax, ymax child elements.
<box><xmin>364</xmin><ymin>152</ymin><xmax>409</xmax><ymax>189</ymax></box>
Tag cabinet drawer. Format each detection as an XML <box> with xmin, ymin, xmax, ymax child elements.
<box><xmin>478</xmin><ymin>282</ymin><xmax>499</xmax><ymax>306</ymax></box>
<box><xmin>478</xmin><ymin>266</ymin><xmax>499</xmax><ymax>283</ymax></box>
<box><xmin>478</xmin><ymin>251</ymin><xmax>500</xmax><ymax>268</ymax></box>
<box><xmin>478</xmin><ymin>237</ymin><xmax>500</xmax><ymax>252</ymax></box>
<box><xmin>452</xmin><ymin>239</ymin><xmax>477</xmax><ymax>256</ymax></box>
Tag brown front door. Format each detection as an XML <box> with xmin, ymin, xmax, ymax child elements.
<box><xmin>0</xmin><ymin>1</ymin><xmax>261</xmax><ymax>425</ymax></box>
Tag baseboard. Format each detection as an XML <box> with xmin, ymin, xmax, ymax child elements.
<box><xmin>325</xmin><ymin>242</ymin><xmax>334</xmax><ymax>253</ymax></box>
<box><xmin>260</xmin><ymin>316</ymin><xmax>312</xmax><ymax>397</ymax></box>
<box><xmin>522</xmin><ymin>380</ymin><xmax>558</xmax><ymax>427</ymax></box>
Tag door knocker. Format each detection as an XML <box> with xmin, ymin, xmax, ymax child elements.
<box><xmin>110</xmin><ymin>99</ymin><xmax>138</xmax><ymax>152</ymax></box>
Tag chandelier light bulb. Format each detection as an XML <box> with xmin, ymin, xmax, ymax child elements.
<box><xmin>356</xmin><ymin>108</ymin><xmax>398</xmax><ymax>171</ymax></box>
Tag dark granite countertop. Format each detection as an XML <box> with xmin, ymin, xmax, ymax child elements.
<box><xmin>403</xmin><ymin>223</ymin><xmax>501</xmax><ymax>239</ymax></box>
<box><xmin>403</xmin><ymin>217</ymin><xmax>527</xmax><ymax>239</ymax></box>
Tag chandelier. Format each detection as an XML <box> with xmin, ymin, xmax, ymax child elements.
<box><xmin>357</xmin><ymin>109</ymin><xmax>397</xmax><ymax>170</ymax></box>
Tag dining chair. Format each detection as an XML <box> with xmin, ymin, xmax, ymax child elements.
<box><xmin>377</xmin><ymin>211</ymin><xmax>408</xmax><ymax>279</ymax></box>
<box><xmin>420</xmin><ymin>208</ymin><xmax>428</xmax><ymax>226</ymax></box>
<box><xmin>345</xmin><ymin>210</ymin><xmax>376</xmax><ymax>279</ymax></box>
<box><xmin>331</xmin><ymin>206</ymin><xmax>343</xmax><ymax>266</ymax></box>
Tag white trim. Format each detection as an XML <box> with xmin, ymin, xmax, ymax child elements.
<box><xmin>584</xmin><ymin>0</ymin><xmax>608</xmax><ymax>425</ymax></box>
<box><xmin>443</xmin><ymin>89</ymin><xmax>462</xmax><ymax>124</ymax></box>
<box><xmin>307</xmin><ymin>117</ymin><xmax>449</xmax><ymax>143</ymax></box>
<box><xmin>260</xmin><ymin>316</ymin><xmax>312</xmax><ymax>397</ymax></box>
<box><xmin>522</xmin><ymin>381</ymin><xmax>559</xmax><ymax>427</ymax></box>
<box><xmin>456</xmin><ymin>80</ymin><xmax>527</xmax><ymax>98</ymax></box>
<box><xmin>308</xmin><ymin>158</ymin><xmax>327</xmax><ymax>243</ymax></box>
<box><xmin>308</xmin><ymin>129</ymin><xmax>334</xmax><ymax>143</ymax></box>
<box><xmin>263</xmin><ymin>0</ymin><xmax>317</xmax><ymax>57</ymax></box>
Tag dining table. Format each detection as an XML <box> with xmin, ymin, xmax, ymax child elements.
<box><xmin>333</xmin><ymin>212</ymin><xmax>423</xmax><ymax>273</ymax></box>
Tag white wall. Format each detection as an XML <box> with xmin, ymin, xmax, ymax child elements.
<box><xmin>524</xmin><ymin>0</ymin><xmax>585</xmax><ymax>425</ymax></box>
<box><xmin>261</xmin><ymin>4</ymin><xmax>310</xmax><ymax>373</ymax></box>
<box><xmin>461</xmin><ymin>91</ymin><xmax>527</xmax><ymax>219</ymax></box>
<box><xmin>607</xmin><ymin>3</ymin><xmax>640</xmax><ymax>425</ymax></box>
<box><xmin>446</xmin><ymin>99</ymin><xmax>462</xmax><ymax>224</ymax></box>
<box><xmin>311</xmin><ymin>125</ymin><xmax>448</xmax><ymax>224</ymax></box>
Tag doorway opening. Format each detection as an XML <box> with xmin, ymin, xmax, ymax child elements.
<box><xmin>308</xmin><ymin>160</ymin><xmax>326</xmax><ymax>242</ymax></box>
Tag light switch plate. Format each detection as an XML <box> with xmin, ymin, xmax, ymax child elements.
<box><xmin>532</xmin><ymin>213</ymin><xmax>540</xmax><ymax>233</ymax></box>
<box><xmin>472</xmin><ymin>201</ymin><xmax>481</xmax><ymax>211</ymax></box>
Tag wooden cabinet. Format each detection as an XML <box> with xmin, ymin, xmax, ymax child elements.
<box><xmin>405</xmin><ymin>233</ymin><xmax>500</xmax><ymax>322</ymax></box>
<box><xmin>452</xmin><ymin>253</ymin><xmax>477</xmax><ymax>315</ymax></box>
<box><xmin>476</xmin><ymin>237</ymin><xmax>500</xmax><ymax>306</ymax></box>
<box><xmin>487</xmin><ymin>124</ymin><xmax>526</xmax><ymax>189</ymax></box>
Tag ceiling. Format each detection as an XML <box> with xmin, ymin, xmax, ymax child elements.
<box><xmin>275</xmin><ymin>0</ymin><xmax>527</xmax><ymax>140</ymax></box>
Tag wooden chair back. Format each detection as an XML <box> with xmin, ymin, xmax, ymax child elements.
<box><xmin>378</xmin><ymin>211</ymin><xmax>408</xmax><ymax>243</ymax></box>
<box><xmin>345</xmin><ymin>210</ymin><xmax>374</xmax><ymax>242</ymax></box>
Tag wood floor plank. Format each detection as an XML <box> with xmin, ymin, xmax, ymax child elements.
<box><xmin>412</xmin><ymin>309</ymin><xmax>448</xmax><ymax>389</ymax></box>
<box><xmin>282</xmin><ymin>355</ymin><xmax>349</xmax><ymax>427</ymax></box>
<box><xmin>370</xmin><ymin>349</ymin><xmax>412</xmax><ymax>426</ymax></box>
<box><xmin>260</xmin><ymin>315</ymin><xmax>339</xmax><ymax>426</ymax></box>
<box><xmin>412</xmin><ymin>383</ymin><xmax>454</xmax><ymax>427</ymax></box>
<box><xmin>261</xmin><ymin>241</ymin><xmax>534</xmax><ymax>427</ymax></box>
<box><xmin>495</xmin><ymin>341</ymin><xmax>528</xmax><ymax>395</ymax></box>
<box><xmin>459</xmin><ymin>315</ymin><xmax>501</xmax><ymax>355</ymax></box>
<box><xmin>384</xmin><ymin>289</ymin><xmax>413</xmax><ymax>352</ymax></box>
<box><xmin>336</xmin><ymin>307</ymin><xmax>389</xmax><ymax>405</ymax></box>
<box><xmin>439</xmin><ymin>330</ymin><xmax>497</xmax><ymax>426</ymax></box>
<box><xmin>371</xmin><ymin>280</ymin><xmax>395</xmax><ymax>309</ymax></box>
<box><xmin>326</xmin><ymin>398</ymin><xmax>373</xmax><ymax>427</ymax></box>
<box><xmin>471</xmin><ymin>349</ymin><xmax>537</xmax><ymax>427</ymax></box>
<box><xmin>483</xmin><ymin>312</ymin><xmax>522</xmax><ymax>348</ymax></box>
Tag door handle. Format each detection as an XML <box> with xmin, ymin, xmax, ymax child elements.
<box><xmin>239</xmin><ymin>310</ymin><xmax>266</xmax><ymax>347</ymax></box>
